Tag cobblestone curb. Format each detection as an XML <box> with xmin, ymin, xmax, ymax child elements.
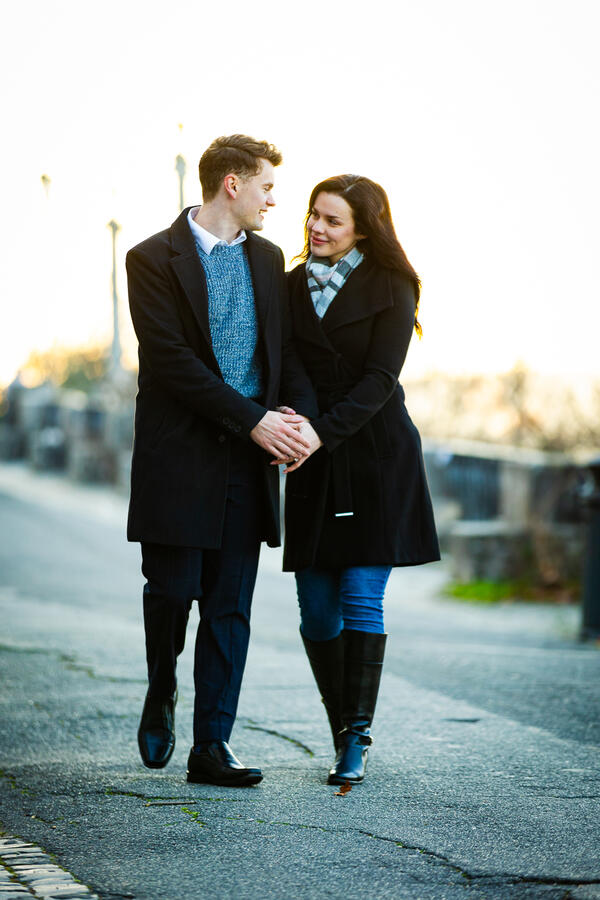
<box><xmin>0</xmin><ymin>837</ymin><xmax>98</xmax><ymax>899</ymax></box>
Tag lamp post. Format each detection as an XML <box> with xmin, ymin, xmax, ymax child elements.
<box><xmin>175</xmin><ymin>154</ymin><xmax>186</xmax><ymax>211</ymax></box>
<box><xmin>580</xmin><ymin>457</ymin><xmax>600</xmax><ymax>641</ymax></box>
<box><xmin>107</xmin><ymin>219</ymin><xmax>122</xmax><ymax>374</ymax></box>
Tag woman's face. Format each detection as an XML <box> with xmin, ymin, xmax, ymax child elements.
<box><xmin>307</xmin><ymin>192</ymin><xmax>364</xmax><ymax>264</ymax></box>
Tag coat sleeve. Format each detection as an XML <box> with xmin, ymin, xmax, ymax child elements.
<box><xmin>277</xmin><ymin>253</ymin><xmax>319</xmax><ymax>418</ymax></box>
<box><xmin>311</xmin><ymin>271</ymin><xmax>416</xmax><ymax>452</ymax></box>
<box><xmin>126</xmin><ymin>246</ymin><xmax>267</xmax><ymax>436</ymax></box>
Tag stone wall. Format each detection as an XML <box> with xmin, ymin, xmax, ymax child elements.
<box><xmin>423</xmin><ymin>438</ymin><xmax>585</xmax><ymax>584</ymax></box>
<box><xmin>0</xmin><ymin>381</ymin><xmax>590</xmax><ymax>586</ymax></box>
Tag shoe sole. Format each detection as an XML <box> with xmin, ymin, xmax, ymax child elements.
<box><xmin>186</xmin><ymin>772</ymin><xmax>263</xmax><ymax>787</ymax></box>
<box><xmin>141</xmin><ymin>757</ymin><xmax>172</xmax><ymax>769</ymax></box>
<box><xmin>327</xmin><ymin>773</ymin><xmax>364</xmax><ymax>785</ymax></box>
<box><xmin>138</xmin><ymin>737</ymin><xmax>175</xmax><ymax>769</ymax></box>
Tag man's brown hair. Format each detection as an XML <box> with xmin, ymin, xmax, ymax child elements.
<box><xmin>198</xmin><ymin>134</ymin><xmax>282</xmax><ymax>201</ymax></box>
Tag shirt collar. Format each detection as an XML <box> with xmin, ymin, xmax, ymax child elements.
<box><xmin>188</xmin><ymin>207</ymin><xmax>247</xmax><ymax>255</ymax></box>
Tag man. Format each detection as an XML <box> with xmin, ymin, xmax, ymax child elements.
<box><xmin>126</xmin><ymin>135</ymin><xmax>317</xmax><ymax>786</ymax></box>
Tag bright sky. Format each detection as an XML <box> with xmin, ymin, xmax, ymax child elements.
<box><xmin>2</xmin><ymin>0</ymin><xmax>599</xmax><ymax>387</ymax></box>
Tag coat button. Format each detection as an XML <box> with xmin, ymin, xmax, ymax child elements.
<box><xmin>218</xmin><ymin>434</ymin><xmax>226</xmax><ymax>443</ymax></box>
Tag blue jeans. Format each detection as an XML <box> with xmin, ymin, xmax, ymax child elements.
<box><xmin>295</xmin><ymin>566</ymin><xmax>391</xmax><ymax>641</ymax></box>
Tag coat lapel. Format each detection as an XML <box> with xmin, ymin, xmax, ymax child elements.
<box><xmin>244</xmin><ymin>232</ymin><xmax>275</xmax><ymax>336</ymax></box>
<box><xmin>245</xmin><ymin>232</ymin><xmax>278</xmax><ymax>377</ymax></box>
<box><xmin>167</xmin><ymin>209</ymin><xmax>214</xmax><ymax>353</ymax></box>
<box><xmin>321</xmin><ymin>261</ymin><xmax>393</xmax><ymax>334</ymax></box>
<box><xmin>289</xmin><ymin>266</ymin><xmax>337</xmax><ymax>353</ymax></box>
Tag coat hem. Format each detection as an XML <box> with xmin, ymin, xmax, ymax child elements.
<box><xmin>282</xmin><ymin>552</ymin><xmax>442</xmax><ymax>573</ymax></box>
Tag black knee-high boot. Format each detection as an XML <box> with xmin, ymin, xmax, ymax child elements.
<box><xmin>327</xmin><ymin>630</ymin><xmax>387</xmax><ymax>785</ymax></box>
<box><xmin>301</xmin><ymin>631</ymin><xmax>344</xmax><ymax>750</ymax></box>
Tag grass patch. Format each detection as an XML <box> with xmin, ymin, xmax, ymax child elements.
<box><xmin>446</xmin><ymin>579</ymin><xmax>579</xmax><ymax>604</ymax></box>
<box><xmin>181</xmin><ymin>806</ymin><xmax>206</xmax><ymax>827</ymax></box>
<box><xmin>446</xmin><ymin>580</ymin><xmax>520</xmax><ymax>603</ymax></box>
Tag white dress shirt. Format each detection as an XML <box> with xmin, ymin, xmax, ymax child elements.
<box><xmin>187</xmin><ymin>207</ymin><xmax>246</xmax><ymax>255</ymax></box>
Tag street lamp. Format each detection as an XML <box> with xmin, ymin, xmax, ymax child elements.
<box><xmin>175</xmin><ymin>154</ymin><xmax>186</xmax><ymax>212</ymax></box>
<box><xmin>107</xmin><ymin>219</ymin><xmax>122</xmax><ymax>374</ymax></box>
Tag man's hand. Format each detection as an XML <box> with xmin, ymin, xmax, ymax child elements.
<box><xmin>279</xmin><ymin>421</ymin><xmax>323</xmax><ymax>473</ymax></box>
<box><xmin>250</xmin><ymin>410</ymin><xmax>311</xmax><ymax>460</ymax></box>
<box><xmin>276</xmin><ymin>405</ymin><xmax>310</xmax><ymax>424</ymax></box>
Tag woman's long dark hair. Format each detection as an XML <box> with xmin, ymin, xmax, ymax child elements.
<box><xmin>299</xmin><ymin>174</ymin><xmax>422</xmax><ymax>336</ymax></box>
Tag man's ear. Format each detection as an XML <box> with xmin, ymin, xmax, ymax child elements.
<box><xmin>224</xmin><ymin>174</ymin><xmax>238</xmax><ymax>199</ymax></box>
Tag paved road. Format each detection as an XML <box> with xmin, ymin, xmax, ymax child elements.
<box><xmin>0</xmin><ymin>463</ymin><xmax>599</xmax><ymax>900</ymax></box>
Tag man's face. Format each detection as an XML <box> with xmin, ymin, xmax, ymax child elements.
<box><xmin>233</xmin><ymin>159</ymin><xmax>276</xmax><ymax>232</ymax></box>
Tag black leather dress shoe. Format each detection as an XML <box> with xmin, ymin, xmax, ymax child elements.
<box><xmin>186</xmin><ymin>742</ymin><xmax>262</xmax><ymax>786</ymax></box>
<box><xmin>137</xmin><ymin>693</ymin><xmax>176</xmax><ymax>769</ymax></box>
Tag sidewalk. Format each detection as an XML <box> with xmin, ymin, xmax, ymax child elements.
<box><xmin>0</xmin><ymin>462</ymin><xmax>598</xmax><ymax>899</ymax></box>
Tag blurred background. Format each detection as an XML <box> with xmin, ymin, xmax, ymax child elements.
<box><xmin>2</xmin><ymin>0</ymin><xmax>599</xmax><ymax>610</ymax></box>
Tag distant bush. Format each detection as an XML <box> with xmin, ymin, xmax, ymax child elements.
<box><xmin>405</xmin><ymin>364</ymin><xmax>600</xmax><ymax>453</ymax></box>
<box><xmin>20</xmin><ymin>344</ymin><xmax>110</xmax><ymax>393</ymax></box>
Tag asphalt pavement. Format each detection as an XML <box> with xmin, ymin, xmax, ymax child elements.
<box><xmin>0</xmin><ymin>462</ymin><xmax>599</xmax><ymax>900</ymax></box>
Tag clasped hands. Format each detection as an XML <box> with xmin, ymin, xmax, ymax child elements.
<box><xmin>249</xmin><ymin>407</ymin><xmax>322</xmax><ymax>474</ymax></box>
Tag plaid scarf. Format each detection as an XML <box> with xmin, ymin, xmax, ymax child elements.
<box><xmin>306</xmin><ymin>247</ymin><xmax>364</xmax><ymax>318</ymax></box>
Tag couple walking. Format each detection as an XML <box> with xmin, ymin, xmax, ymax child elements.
<box><xmin>126</xmin><ymin>134</ymin><xmax>439</xmax><ymax>789</ymax></box>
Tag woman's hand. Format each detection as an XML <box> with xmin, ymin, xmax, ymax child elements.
<box><xmin>250</xmin><ymin>410</ymin><xmax>311</xmax><ymax>460</ymax></box>
<box><xmin>275</xmin><ymin>421</ymin><xmax>323</xmax><ymax>473</ymax></box>
<box><xmin>276</xmin><ymin>405</ymin><xmax>310</xmax><ymax>424</ymax></box>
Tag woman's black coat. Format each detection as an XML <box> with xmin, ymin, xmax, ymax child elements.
<box><xmin>283</xmin><ymin>259</ymin><xmax>440</xmax><ymax>572</ymax></box>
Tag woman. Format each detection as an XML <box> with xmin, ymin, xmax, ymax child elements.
<box><xmin>282</xmin><ymin>175</ymin><xmax>440</xmax><ymax>785</ymax></box>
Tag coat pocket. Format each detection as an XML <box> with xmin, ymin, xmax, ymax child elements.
<box><xmin>144</xmin><ymin>407</ymin><xmax>172</xmax><ymax>450</ymax></box>
<box><xmin>369</xmin><ymin>410</ymin><xmax>393</xmax><ymax>459</ymax></box>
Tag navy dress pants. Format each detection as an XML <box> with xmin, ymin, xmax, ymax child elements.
<box><xmin>140</xmin><ymin>442</ymin><xmax>264</xmax><ymax>746</ymax></box>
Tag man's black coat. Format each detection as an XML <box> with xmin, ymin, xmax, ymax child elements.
<box><xmin>283</xmin><ymin>259</ymin><xmax>440</xmax><ymax>571</ymax></box>
<box><xmin>126</xmin><ymin>208</ymin><xmax>318</xmax><ymax>549</ymax></box>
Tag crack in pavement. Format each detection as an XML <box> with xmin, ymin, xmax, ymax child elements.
<box><xmin>105</xmin><ymin>788</ymin><xmax>257</xmax><ymax>806</ymax></box>
<box><xmin>4</xmin><ymin>781</ymin><xmax>598</xmax><ymax>894</ymax></box>
<box><xmin>180</xmin><ymin>807</ymin><xmax>206</xmax><ymax>827</ymax></box>
<box><xmin>532</xmin><ymin>795</ymin><xmax>600</xmax><ymax>800</ymax></box>
<box><xmin>442</xmin><ymin>718</ymin><xmax>482</xmax><ymax>723</ymax></box>
<box><xmin>167</xmin><ymin>805</ymin><xmax>600</xmax><ymax>890</ymax></box>
<box><xmin>364</xmin><ymin>831</ymin><xmax>600</xmax><ymax>888</ymax></box>
<box><xmin>59</xmin><ymin>654</ymin><xmax>146</xmax><ymax>685</ymax></box>
<box><xmin>99</xmin><ymin>894</ymin><xmax>136</xmax><ymax>899</ymax></box>
<box><xmin>0</xmin><ymin>642</ymin><xmax>145</xmax><ymax>685</ymax></box>
<box><xmin>106</xmin><ymin>798</ymin><xmax>592</xmax><ymax>890</ymax></box>
<box><xmin>0</xmin><ymin>770</ymin><xmax>35</xmax><ymax>798</ymax></box>
<box><xmin>104</xmin><ymin>789</ymin><xmax>163</xmax><ymax>801</ymax></box>
<box><xmin>242</xmin><ymin>719</ymin><xmax>314</xmax><ymax>757</ymax></box>
<box><xmin>9</xmin><ymin>779</ymin><xmax>599</xmax><ymax>889</ymax></box>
